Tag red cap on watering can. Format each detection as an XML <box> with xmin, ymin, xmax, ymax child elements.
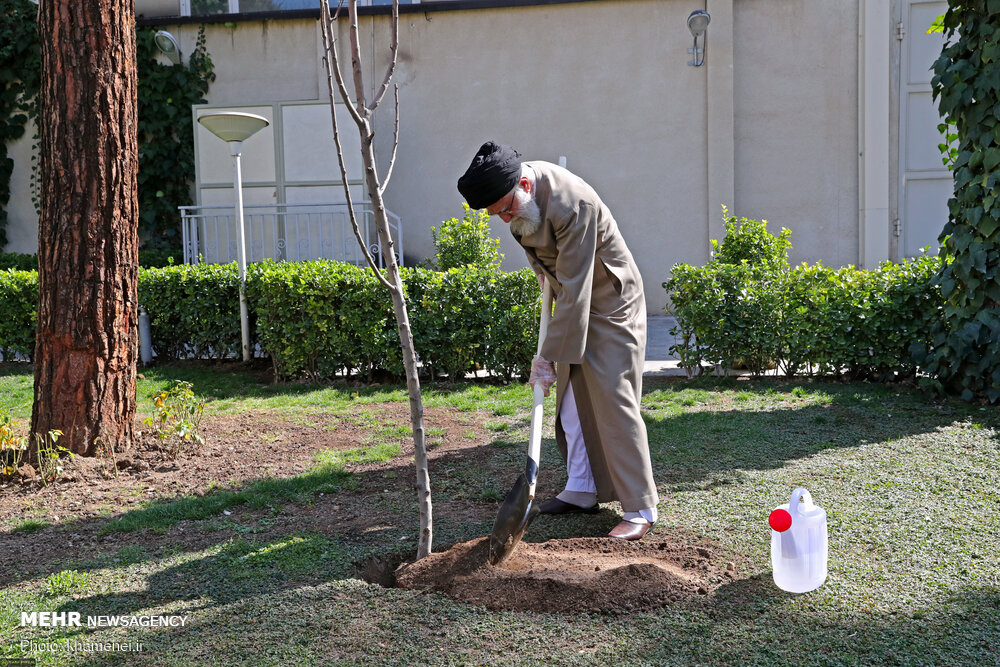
<box><xmin>769</xmin><ymin>508</ymin><xmax>792</xmax><ymax>532</ymax></box>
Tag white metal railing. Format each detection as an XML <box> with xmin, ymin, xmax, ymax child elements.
<box><xmin>179</xmin><ymin>202</ymin><xmax>404</xmax><ymax>267</ymax></box>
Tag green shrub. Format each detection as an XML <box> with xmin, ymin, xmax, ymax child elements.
<box><xmin>929</xmin><ymin>2</ymin><xmax>1000</xmax><ymax>403</ymax></box>
<box><xmin>253</xmin><ymin>260</ymin><xmax>398</xmax><ymax>380</ymax></box>
<box><xmin>139</xmin><ymin>263</ymin><xmax>254</xmax><ymax>361</ymax></box>
<box><xmin>431</xmin><ymin>204</ymin><xmax>502</xmax><ymax>270</ymax></box>
<box><xmin>665</xmin><ymin>211</ymin><xmax>943</xmax><ymax>380</ymax></box>
<box><xmin>0</xmin><ymin>259</ymin><xmax>541</xmax><ymax>382</ymax></box>
<box><xmin>406</xmin><ymin>265</ymin><xmax>538</xmax><ymax>381</ymax></box>
<box><xmin>0</xmin><ymin>253</ymin><xmax>38</xmax><ymax>272</ymax></box>
<box><xmin>254</xmin><ymin>261</ymin><xmax>538</xmax><ymax>382</ymax></box>
<box><xmin>711</xmin><ymin>206</ymin><xmax>792</xmax><ymax>272</ymax></box>
<box><xmin>0</xmin><ymin>269</ymin><xmax>37</xmax><ymax>360</ymax></box>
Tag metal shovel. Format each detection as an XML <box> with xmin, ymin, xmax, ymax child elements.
<box><xmin>488</xmin><ymin>281</ymin><xmax>553</xmax><ymax>566</ymax></box>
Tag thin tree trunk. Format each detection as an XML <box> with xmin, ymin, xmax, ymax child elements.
<box><xmin>321</xmin><ymin>0</ymin><xmax>433</xmax><ymax>558</ymax></box>
<box><xmin>32</xmin><ymin>0</ymin><xmax>139</xmax><ymax>457</ymax></box>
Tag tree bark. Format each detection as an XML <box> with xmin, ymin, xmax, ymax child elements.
<box><xmin>32</xmin><ymin>0</ymin><xmax>139</xmax><ymax>457</ymax></box>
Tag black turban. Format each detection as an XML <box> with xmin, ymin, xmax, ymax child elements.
<box><xmin>457</xmin><ymin>141</ymin><xmax>522</xmax><ymax>210</ymax></box>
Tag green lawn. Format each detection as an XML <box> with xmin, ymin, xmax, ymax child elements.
<box><xmin>1</xmin><ymin>364</ymin><xmax>998</xmax><ymax>665</ymax></box>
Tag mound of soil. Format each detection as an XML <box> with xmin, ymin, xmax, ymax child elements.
<box><xmin>395</xmin><ymin>534</ymin><xmax>735</xmax><ymax>614</ymax></box>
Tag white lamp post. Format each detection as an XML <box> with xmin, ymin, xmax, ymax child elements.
<box><xmin>197</xmin><ymin>112</ymin><xmax>270</xmax><ymax>362</ymax></box>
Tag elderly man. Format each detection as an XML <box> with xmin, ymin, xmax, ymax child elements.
<box><xmin>457</xmin><ymin>141</ymin><xmax>658</xmax><ymax>540</ymax></box>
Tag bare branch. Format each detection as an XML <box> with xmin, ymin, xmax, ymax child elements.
<box><xmin>320</xmin><ymin>0</ymin><xmax>392</xmax><ymax>289</ymax></box>
<box><xmin>378</xmin><ymin>84</ymin><xmax>400</xmax><ymax>195</ymax></box>
<box><xmin>347</xmin><ymin>0</ymin><xmax>367</xmax><ymax>113</ymax></box>
<box><xmin>368</xmin><ymin>0</ymin><xmax>399</xmax><ymax>112</ymax></box>
<box><xmin>320</xmin><ymin>0</ymin><xmax>365</xmax><ymax>129</ymax></box>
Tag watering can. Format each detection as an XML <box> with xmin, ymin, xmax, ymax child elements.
<box><xmin>768</xmin><ymin>487</ymin><xmax>828</xmax><ymax>593</ymax></box>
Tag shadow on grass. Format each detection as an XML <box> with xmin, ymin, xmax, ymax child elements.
<box><xmin>639</xmin><ymin>580</ymin><xmax>1000</xmax><ymax>665</ymax></box>
<box><xmin>641</xmin><ymin>377</ymin><xmax>999</xmax><ymax>490</ymax></box>
<box><xmin>4</xmin><ymin>376</ymin><xmax>998</xmax><ymax>656</ymax></box>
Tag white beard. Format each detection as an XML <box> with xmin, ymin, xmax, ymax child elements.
<box><xmin>509</xmin><ymin>188</ymin><xmax>541</xmax><ymax>237</ymax></box>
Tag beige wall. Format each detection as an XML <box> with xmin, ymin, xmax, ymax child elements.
<box><xmin>732</xmin><ymin>0</ymin><xmax>861</xmax><ymax>268</ymax></box>
<box><xmin>378</xmin><ymin>0</ymin><xmax>708</xmax><ymax>311</ymax></box>
<box><xmin>6</xmin><ymin>120</ymin><xmax>37</xmax><ymax>254</ymax></box>
<box><xmin>6</xmin><ymin>0</ymin><xmax>876</xmax><ymax>313</ymax></box>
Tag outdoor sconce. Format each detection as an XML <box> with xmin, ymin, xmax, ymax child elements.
<box><xmin>687</xmin><ymin>10</ymin><xmax>711</xmax><ymax>67</ymax></box>
<box><xmin>154</xmin><ymin>30</ymin><xmax>182</xmax><ymax>65</ymax></box>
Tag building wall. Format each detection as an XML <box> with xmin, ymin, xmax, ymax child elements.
<box><xmin>5</xmin><ymin>0</ymin><xmax>871</xmax><ymax>313</ymax></box>
<box><xmin>5</xmin><ymin>121</ymin><xmax>37</xmax><ymax>254</ymax></box>
<box><xmin>732</xmin><ymin>0</ymin><xmax>861</xmax><ymax>269</ymax></box>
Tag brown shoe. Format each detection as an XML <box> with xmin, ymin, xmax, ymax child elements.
<box><xmin>608</xmin><ymin>519</ymin><xmax>652</xmax><ymax>541</ymax></box>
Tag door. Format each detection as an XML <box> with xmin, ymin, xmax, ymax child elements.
<box><xmin>898</xmin><ymin>0</ymin><xmax>951</xmax><ymax>257</ymax></box>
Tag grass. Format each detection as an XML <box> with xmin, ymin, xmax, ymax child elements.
<box><xmin>100</xmin><ymin>443</ymin><xmax>399</xmax><ymax>535</ymax></box>
<box><xmin>2</xmin><ymin>364</ymin><xmax>999</xmax><ymax>665</ymax></box>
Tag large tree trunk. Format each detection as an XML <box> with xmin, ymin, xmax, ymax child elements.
<box><xmin>31</xmin><ymin>0</ymin><xmax>139</xmax><ymax>457</ymax></box>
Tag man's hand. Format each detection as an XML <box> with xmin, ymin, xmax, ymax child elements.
<box><xmin>529</xmin><ymin>355</ymin><xmax>556</xmax><ymax>396</ymax></box>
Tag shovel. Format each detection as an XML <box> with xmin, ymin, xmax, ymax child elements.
<box><xmin>488</xmin><ymin>281</ymin><xmax>553</xmax><ymax>566</ymax></box>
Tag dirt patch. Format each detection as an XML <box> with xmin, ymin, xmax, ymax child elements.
<box><xmin>0</xmin><ymin>402</ymin><xmax>503</xmax><ymax>581</ymax></box>
<box><xmin>395</xmin><ymin>532</ymin><xmax>736</xmax><ymax>614</ymax></box>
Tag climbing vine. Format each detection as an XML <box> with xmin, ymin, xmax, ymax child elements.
<box><xmin>0</xmin><ymin>13</ymin><xmax>215</xmax><ymax>252</ymax></box>
<box><xmin>0</xmin><ymin>0</ymin><xmax>41</xmax><ymax>249</ymax></box>
<box><xmin>137</xmin><ymin>26</ymin><xmax>216</xmax><ymax>250</ymax></box>
<box><xmin>927</xmin><ymin>0</ymin><xmax>1000</xmax><ymax>403</ymax></box>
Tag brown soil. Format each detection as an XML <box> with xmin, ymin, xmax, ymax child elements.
<box><xmin>395</xmin><ymin>533</ymin><xmax>735</xmax><ymax>614</ymax></box>
<box><xmin>2</xmin><ymin>393</ymin><xmax>738</xmax><ymax>613</ymax></box>
<box><xmin>0</xmin><ymin>402</ymin><xmax>504</xmax><ymax>583</ymax></box>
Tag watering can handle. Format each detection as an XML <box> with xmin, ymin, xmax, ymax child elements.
<box><xmin>789</xmin><ymin>488</ymin><xmax>813</xmax><ymax>517</ymax></box>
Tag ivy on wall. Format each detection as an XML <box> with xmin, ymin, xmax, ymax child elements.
<box><xmin>928</xmin><ymin>0</ymin><xmax>1000</xmax><ymax>403</ymax></box>
<box><xmin>136</xmin><ymin>26</ymin><xmax>215</xmax><ymax>250</ymax></box>
<box><xmin>0</xmin><ymin>9</ymin><xmax>215</xmax><ymax>252</ymax></box>
<box><xmin>0</xmin><ymin>0</ymin><xmax>41</xmax><ymax>249</ymax></box>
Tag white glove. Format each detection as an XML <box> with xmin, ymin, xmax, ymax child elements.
<box><xmin>529</xmin><ymin>355</ymin><xmax>556</xmax><ymax>397</ymax></box>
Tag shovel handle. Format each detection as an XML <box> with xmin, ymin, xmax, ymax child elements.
<box><xmin>526</xmin><ymin>282</ymin><xmax>553</xmax><ymax>491</ymax></box>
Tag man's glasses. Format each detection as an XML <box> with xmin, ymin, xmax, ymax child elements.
<box><xmin>494</xmin><ymin>192</ymin><xmax>516</xmax><ymax>217</ymax></box>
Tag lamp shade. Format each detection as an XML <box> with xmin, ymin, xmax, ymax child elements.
<box><xmin>687</xmin><ymin>9</ymin><xmax>711</xmax><ymax>37</ymax></box>
<box><xmin>154</xmin><ymin>30</ymin><xmax>182</xmax><ymax>65</ymax></box>
<box><xmin>198</xmin><ymin>112</ymin><xmax>270</xmax><ymax>143</ymax></box>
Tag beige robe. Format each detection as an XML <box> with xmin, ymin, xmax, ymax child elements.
<box><xmin>515</xmin><ymin>161</ymin><xmax>658</xmax><ymax>512</ymax></box>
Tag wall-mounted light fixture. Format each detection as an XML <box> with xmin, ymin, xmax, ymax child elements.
<box><xmin>687</xmin><ymin>10</ymin><xmax>711</xmax><ymax>67</ymax></box>
<box><xmin>154</xmin><ymin>30</ymin><xmax>182</xmax><ymax>65</ymax></box>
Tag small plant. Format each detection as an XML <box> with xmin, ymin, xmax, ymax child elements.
<box><xmin>0</xmin><ymin>413</ymin><xmax>28</xmax><ymax>477</ymax></box>
<box><xmin>35</xmin><ymin>429</ymin><xmax>69</xmax><ymax>485</ymax></box>
<box><xmin>431</xmin><ymin>203</ymin><xmax>502</xmax><ymax>270</ymax></box>
<box><xmin>711</xmin><ymin>205</ymin><xmax>792</xmax><ymax>272</ymax></box>
<box><xmin>94</xmin><ymin>436</ymin><xmax>118</xmax><ymax>480</ymax></box>
<box><xmin>45</xmin><ymin>569</ymin><xmax>90</xmax><ymax>596</ymax></box>
<box><xmin>144</xmin><ymin>380</ymin><xmax>206</xmax><ymax>459</ymax></box>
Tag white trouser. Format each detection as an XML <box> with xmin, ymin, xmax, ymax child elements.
<box><xmin>561</xmin><ymin>379</ymin><xmax>598</xmax><ymax>494</ymax></box>
<box><xmin>559</xmin><ymin>378</ymin><xmax>657</xmax><ymax>524</ymax></box>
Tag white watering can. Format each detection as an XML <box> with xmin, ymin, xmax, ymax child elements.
<box><xmin>768</xmin><ymin>488</ymin><xmax>828</xmax><ymax>593</ymax></box>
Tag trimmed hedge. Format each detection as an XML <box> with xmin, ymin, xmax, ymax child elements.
<box><xmin>1</xmin><ymin>260</ymin><xmax>540</xmax><ymax>381</ymax></box>
<box><xmin>665</xmin><ymin>217</ymin><xmax>943</xmax><ymax>380</ymax></box>
<box><xmin>0</xmin><ymin>269</ymin><xmax>37</xmax><ymax>360</ymax></box>
<box><xmin>139</xmin><ymin>263</ymin><xmax>252</xmax><ymax>361</ymax></box>
<box><xmin>253</xmin><ymin>260</ymin><xmax>539</xmax><ymax>381</ymax></box>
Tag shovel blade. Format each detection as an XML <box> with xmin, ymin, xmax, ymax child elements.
<box><xmin>488</xmin><ymin>473</ymin><xmax>539</xmax><ymax>565</ymax></box>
